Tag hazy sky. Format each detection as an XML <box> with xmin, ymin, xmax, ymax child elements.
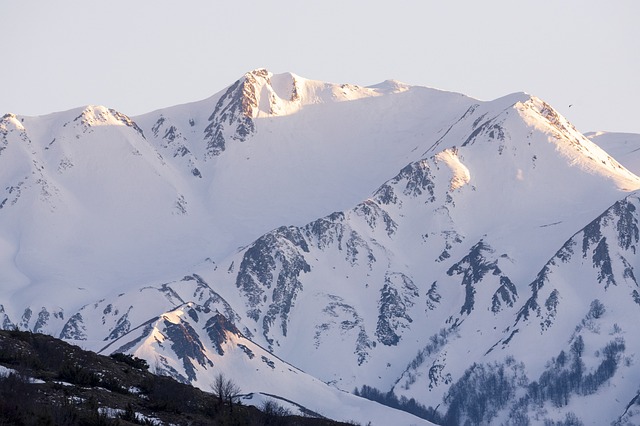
<box><xmin>1</xmin><ymin>1</ymin><xmax>638</xmax><ymax>133</ymax></box>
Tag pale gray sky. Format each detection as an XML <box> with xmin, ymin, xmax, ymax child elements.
<box><xmin>1</xmin><ymin>1</ymin><xmax>638</xmax><ymax>133</ymax></box>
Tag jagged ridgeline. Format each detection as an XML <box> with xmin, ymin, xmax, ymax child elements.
<box><xmin>1</xmin><ymin>69</ymin><xmax>640</xmax><ymax>425</ymax></box>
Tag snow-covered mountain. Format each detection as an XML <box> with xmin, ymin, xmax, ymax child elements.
<box><xmin>2</xmin><ymin>69</ymin><xmax>640</xmax><ymax>425</ymax></box>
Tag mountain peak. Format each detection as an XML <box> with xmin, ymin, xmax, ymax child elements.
<box><xmin>75</xmin><ymin>105</ymin><xmax>112</xmax><ymax>124</ymax></box>
<box><xmin>63</xmin><ymin>105</ymin><xmax>145</xmax><ymax>138</ymax></box>
<box><xmin>244</xmin><ymin>68</ymin><xmax>271</xmax><ymax>79</ymax></box>
<box><xmin>0</xmin><ymin>112</ymin><xmax>24</xmax><ymax>131</ymax></box>
<box><xmin>367</xmin><ymin>79</ymin><xmax>411</xmax><ymax>93</ymax></box>
<box><xmin>514</xmin><ymin>96</ymin><xmax>640</xmax><ymax>190</ymax></box>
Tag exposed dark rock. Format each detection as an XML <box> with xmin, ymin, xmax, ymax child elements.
<box><xmin>491</xmin><ymin>276</ymin><xmax>518</xmax><ymax>313</ymax></box>
<box><xmin>203</xmin><ymin>70</ymin><xmax>269</xmax><ymax>157</ymax></box>
<box><xmin>447</xmin><ymin>241</ymin><xmax>510</xmax><ymax>315</ymax></box>
<box><xmin>204</xmin><ymin>313</ymin><xmax>241</xmax><ymax>356</ymax></box>
<box><xmin>353</xmin><ymin>200</ymin><xmax>397</xmax><ymax>237</ymax></box>
<box><xmin>426</xmin><ymin>282</ymin><xmax>441</xmax><ymax>311</ymax></box>
<box><xmin>162</xmin><ymin>314</ymin><xmax>213</xmax><ymax>382</ymax></box>
<box><xmin>60</xmin><ymin>313</ymin><xmax>86</xmax><ymax>340</ymax></box>
<box><xmin>106</xmin><ymin>307</ymin><xmax>133</xmax><ymax>341</ymax></box>
<box><xmin>235</xmin><ymin>226</ymin><xmax>310</xmax><ymax>344</ymax></box>
<box><xmin>33</xmin><ymin>308</ymin><xmax>50</xmax><ymax>333</ymax></box>
<box><xmin>376</xmin><ymin>273</ymin><xmax>418</xmax><ymax>346</ymax></box>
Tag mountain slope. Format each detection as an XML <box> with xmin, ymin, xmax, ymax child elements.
<box><xmin>586</xmin><ymin>131</ymin><xmax>640</xmax><ymax>176</ymax></box>
<box><xmin>181</xmin><ymin>93</ymin><xmax>640</xmax><ymax>396</ymax></box>
<box><xmin>0</xmin><ymin>70</ymin><xmax>477</xmax><ymax>314</ymax></box>
<box><xmin>2</xmin><ymin>70</ymin><xmax>640</xmax><ymax>424</ymax></box>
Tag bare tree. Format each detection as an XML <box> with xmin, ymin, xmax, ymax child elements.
<box><xmin>212</xmin><ymin>373</ymin><xmax>226</xmax><ymax>405</ymax></box>
<box><xmin>211</xmin><ymin>372</ymin><xmax>242</xmax><ymax>411</ymax></box>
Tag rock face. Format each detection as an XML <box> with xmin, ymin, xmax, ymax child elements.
<box><xmin>203</xmin><ymin>70</ymin><xmax>264</xmax><ymax>157</ymax></box>
<box><xmin>2</xmin><ymin>70</ymin><xmax>640</xmax><ymax>425</ymax></box>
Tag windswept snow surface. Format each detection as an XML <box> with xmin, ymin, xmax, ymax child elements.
<box><xmin>2</xmin><ymin>69</ymin><xmax>640</xmax><ymax>424</ymax></box>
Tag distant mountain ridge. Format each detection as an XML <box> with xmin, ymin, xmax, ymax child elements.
<box><xmin>1</xmin><ymin>69</ymin><xmax>640</xmax><ymax>425</ymax></box>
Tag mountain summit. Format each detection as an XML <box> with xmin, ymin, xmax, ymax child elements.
<box><xmin>1</xmin><ymin>70</ymin><xmax>640</xmax><ymax>425</ymax></box>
